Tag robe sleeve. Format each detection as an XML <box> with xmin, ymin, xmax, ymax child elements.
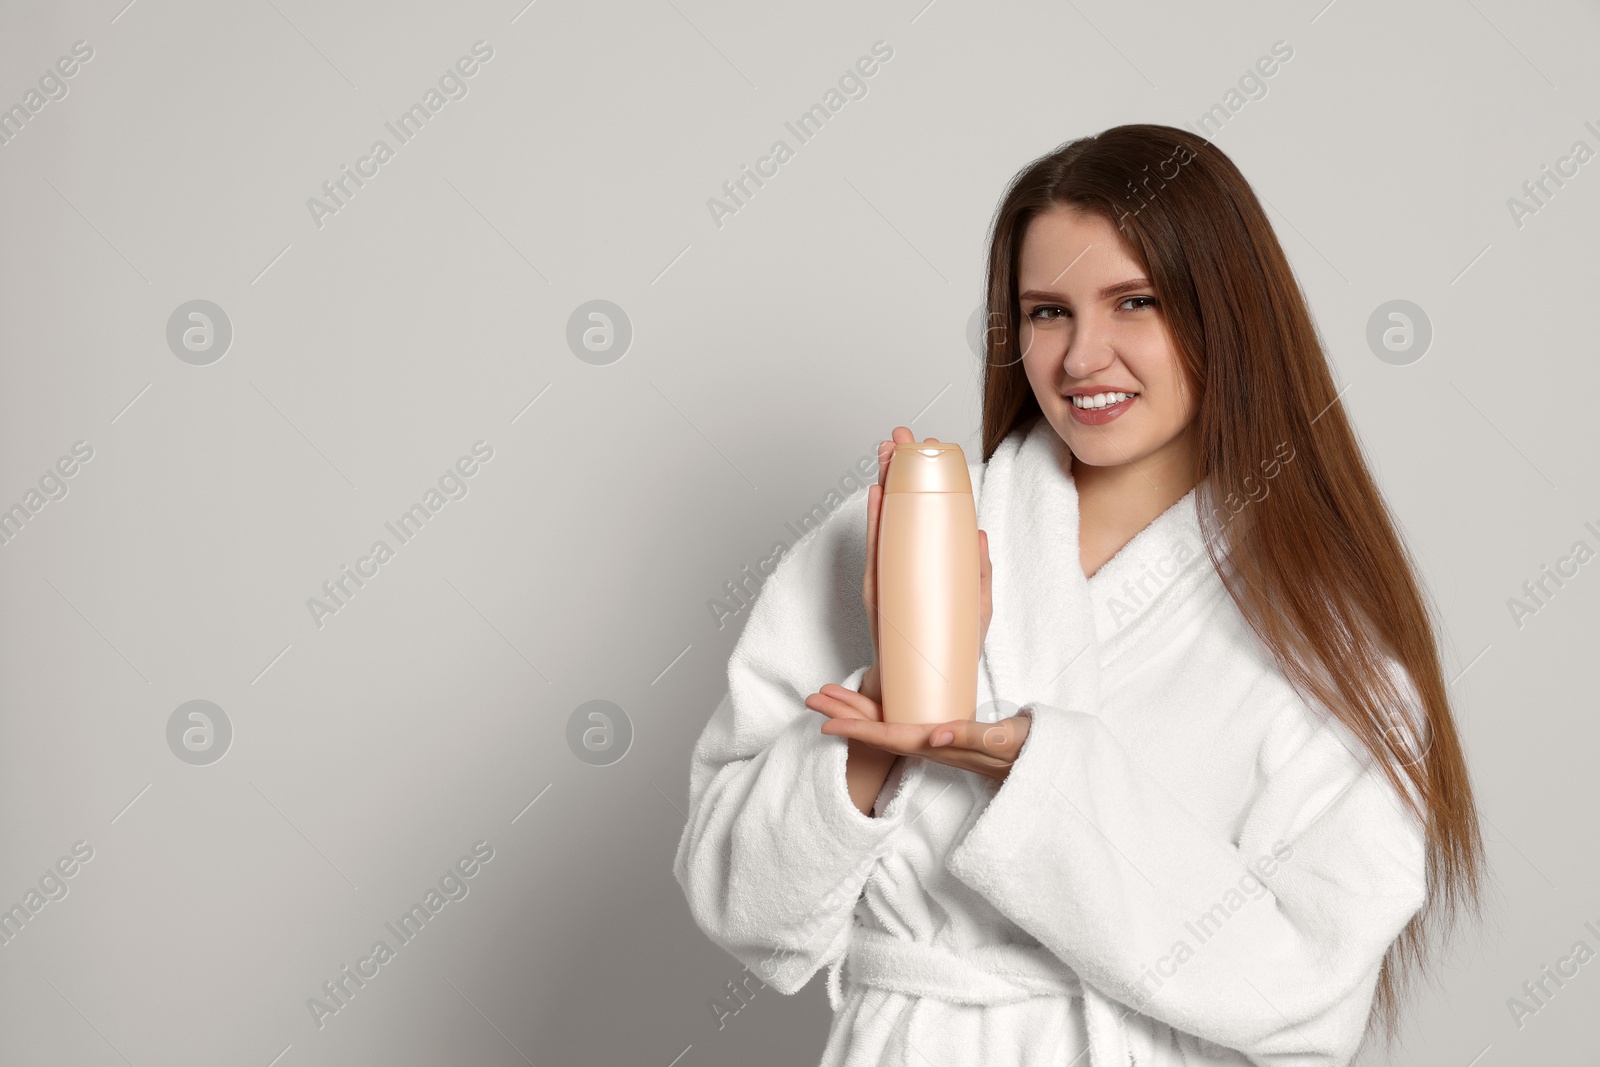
<box><xmin>672</xmin><ymin>486</ymin><xmax>917</xmax><ymax>995</ymax></box>
<box><xmin>944</xmin><ymin>666</ymin><xmax>1430</xmax><ymax>1067</ymax></box>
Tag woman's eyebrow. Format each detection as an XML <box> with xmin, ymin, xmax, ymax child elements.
<box><xmin>1018</xmin><ymin>277</ymin><xmax>1154</xmax><ymax>302</ymax></box>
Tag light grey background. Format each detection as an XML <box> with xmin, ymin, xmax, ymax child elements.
<box><xmin>1</xmin><ymin>0</ymin><xmax>1595</xmax><ymax>1063</ymax></box>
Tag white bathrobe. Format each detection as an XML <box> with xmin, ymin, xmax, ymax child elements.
<box><xmin>673</xmin><ymin>415</ymin><xmax>1429</xmax><ymax>1067</ymax></box>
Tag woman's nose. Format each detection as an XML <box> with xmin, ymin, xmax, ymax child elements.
<box><xmin>1063</xmin><ymin>316</ymin><xmax>1115</xmax><ymax>379</ymax></box>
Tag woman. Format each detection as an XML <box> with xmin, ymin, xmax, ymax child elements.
<box><xmin>673</xmin><ymin>124</ymin><xmax>1482</xmax><ymax>1066</ymax></box>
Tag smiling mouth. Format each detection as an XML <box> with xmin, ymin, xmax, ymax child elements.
<box><xmin>1068</xmin><ymin>390</ymin><xmax>1139</xmax><ymax>410</ymax></box>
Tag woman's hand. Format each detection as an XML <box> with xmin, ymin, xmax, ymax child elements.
<box><xmin>829</xmin><ymin>424</ymin><xmax>1003</xmax><ymax>802</ymax></box>
<box><xmin>858</xmin><ymin>427</ymin><xmax>913</xmax><ymax>700</ymax></box>
<box><xmin>978</xmin><ymin>525</ymin><xmax>992</xmax><ymax>655</ymax></box>
<box><xmin>804</xmin><ymin>682</ymin><xmax>1031</xmax><ymax>783</ymax></box>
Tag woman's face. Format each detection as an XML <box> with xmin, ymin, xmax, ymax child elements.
<box><xmin>1017</xmin><ymin>204</ymin><xmax>1199</xmax><ymax>475</ymax></box>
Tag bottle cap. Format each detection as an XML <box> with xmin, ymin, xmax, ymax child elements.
<box><xmin>884</xmin><ymin>440</ymin><xmax>972</xmax><ymax>494</ymax></box>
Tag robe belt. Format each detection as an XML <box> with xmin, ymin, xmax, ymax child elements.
<box><xmin>841</xmin><ymin>926</ymin><xmax>1085</xmax><ymax>1005</ymax></box>
<box><xmin>841</xmin><ymin>928</ymin><xmax>1137</xmax><ymax>1067</ymax></box>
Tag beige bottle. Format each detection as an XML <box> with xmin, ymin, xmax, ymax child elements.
<box><xmin>876</xmin><ymin>440</ymin><xmax>979</xmax><ymax>725</ymax></box>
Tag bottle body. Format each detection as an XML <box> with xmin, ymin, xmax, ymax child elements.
<box><xmin>876</xmin><ymin>443</ymin><xmax>979</xmax><ymax>725</ymax></box>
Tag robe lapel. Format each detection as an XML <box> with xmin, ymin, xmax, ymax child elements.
<box><xmin>1085</xmin><ymin>482</ymin><xmax>1213</xmax><ymax>671</ymax></box>
<box><xmin>977</xmin><ymin>416</ymin><xmax>1221</xmax><ymax>713</ymax></box>
<box><xmin>973</xmin><ymin>417</ymin><xmax>1138</xmax><ymax>1067</ymax></box>
<box><xmin>976</xmin><ymin>417</ymin><xmax>1103</xmax><ymax>718</ymax></box>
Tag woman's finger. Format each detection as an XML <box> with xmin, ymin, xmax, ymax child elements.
<box><xmin>817</xmin><ymin>716</ymin><xmax>931</xmax><ymax>751</ymax></box>
<box><xmin>925</xmin><ymin>747</ymin><xmax>1014</xmax><ymax>778</ymax></box>
<box><xmin>927</xmin><ymin>716</ymin><xmax>1029</xmax><ymax>759</ymax></box>
<box><xmin>804</xmin><ymin>693</ymin><xmax>870</xmax><ymax>724</ymax></box>
<box><xmin>878</xmin><ymin>427</ymin><xmax>914</xmax><ymax>493</ymax></box>
<box><xmin>805</xmin><ymin>683</ymin><xmax>880</xmax><ymax>722</ymax></box>
<box><xmin>864</xmin><ymin>487</ymin><xmax>884</xmax><ymax>660</ymax></box>
<box><xmin>978</xmin><ymin>529</ymin><xmax>993</xmax><ymax>650</ymax></box>
<box><xmin>867</xmin><ymin>428</ymin><xmax>913</xmax><ymax>650</ymax></box>
<box><xmin>819</xmin><ymin>716</ymin><xmax>1016</xmax><ymax>779</ymax></box>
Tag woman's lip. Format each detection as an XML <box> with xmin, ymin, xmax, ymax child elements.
<box><xmin>1066</xmin><ymin>394</ymin><xmax>1136</xmax><ymax>425</ymax></box>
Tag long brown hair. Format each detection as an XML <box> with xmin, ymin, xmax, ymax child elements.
<box><xmin>977</xmin><ymin>124</ymin><xmax>1483</xmax><ymax>1046</ymax></box>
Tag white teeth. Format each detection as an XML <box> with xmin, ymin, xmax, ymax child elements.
<box><xmin>1071</xmin><ymin>391</ymin><xmax>1136</xmax><ymax>409</ymax></box>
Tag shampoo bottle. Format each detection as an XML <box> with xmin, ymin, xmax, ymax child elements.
<box><xmin>876</xmin><ymin>440</ymin><xmax>979</xmax><ymax>725</ymax></box>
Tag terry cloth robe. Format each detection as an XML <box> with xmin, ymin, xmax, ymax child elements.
<box><xmin>672</xmin><ymin>415</ymin><xmax>1429</xmax><ymax>1067</ymax></box>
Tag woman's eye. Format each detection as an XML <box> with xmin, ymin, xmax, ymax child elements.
<box><xmin>1027</xmin><ymin>305</ymin><xmax>1066</xmax><ymax>321</ymax></box>
<box><xmin>1119</xmin><ymin>296</ymin><xmax>1159</xmax><ymax>311</ymax></box>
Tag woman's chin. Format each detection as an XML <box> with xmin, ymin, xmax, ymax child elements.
<box><xmin>1068</xmin><ymin>447</ymin><xmax>1139</xmax><ymax>470</ymax></box>
<box><xmin>1055</xmin><ymin>429</ymin><xmax>1159</xmax><ymax>471</ymax></box>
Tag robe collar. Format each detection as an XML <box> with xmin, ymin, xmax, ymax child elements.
<box><xmin>975</xmin><ymin>416</ymin><xmax>1217</xmax><ymax>719</ymax></box>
